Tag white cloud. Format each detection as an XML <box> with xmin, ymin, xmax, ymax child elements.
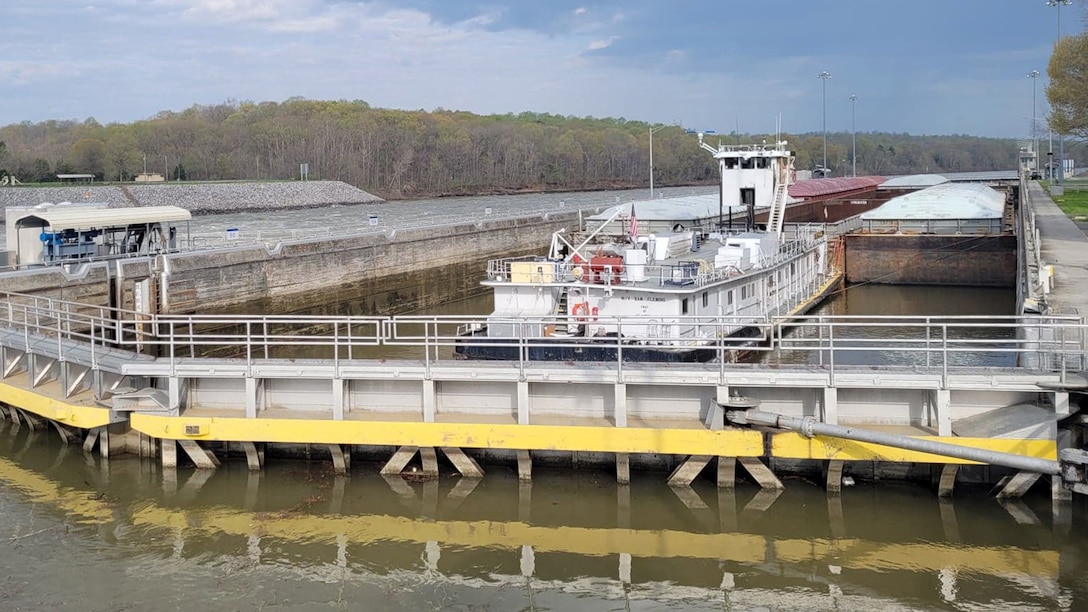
<box><xmin>588</xmin><ymin>36</ymin><xmax>618</xmax><ymax>51</ymax></box>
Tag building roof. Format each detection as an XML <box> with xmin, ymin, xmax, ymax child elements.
<box><xmin>15</xmin><ymin>205</ymin><xmax>192</xmax><ymax>232</ymax></box>
<box><xmin>861</xmin><ymin>182</ymin><xmax>1005</xmax><ymax>220</ymax></box>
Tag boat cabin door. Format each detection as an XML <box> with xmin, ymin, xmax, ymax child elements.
<box><xmin>740</xmin><ymin>188</ymin><xmax>756</xmax><ymax>230</ymax></box>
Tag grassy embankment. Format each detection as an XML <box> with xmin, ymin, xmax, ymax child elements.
<box><xmin>1046</xmin><ymin>179</ymin><xmax>1088</xmax><ymax>220</ymax></box>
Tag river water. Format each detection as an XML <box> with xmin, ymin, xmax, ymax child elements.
<box><xmin>4</xmin><ymin>188</ymin><xmax>1084</xmax><ymax>611</ymax></box>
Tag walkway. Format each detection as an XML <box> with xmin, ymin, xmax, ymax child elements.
<box><xmin>1029</xmin><ymin>181</ymin><xmax>1088</xmax><ymax>315</ymax></box>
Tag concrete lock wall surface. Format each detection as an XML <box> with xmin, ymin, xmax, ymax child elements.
<box><xmin>0</xmin><ymin>212</ymin><xmax>579</xmax><ymax>315</ymax></box>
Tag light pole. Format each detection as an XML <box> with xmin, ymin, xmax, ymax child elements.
<box><xmin>818</xmin><ymin>71</ymin><xmax>831</xmax><ymax>173</ymax></box>
<box><xmin>649</xmin><ymin>125</ymin><xmax>668</xmax><ymax>200</ymax></box>
<box><xmin>849</xmin><ymin>94</ymin><xmax>858</xmax><ymax>177</ymax></box>
<box><xmin>1048</xmin><ymin>0</ymin><xmax>1070</xmax><ymax>186</ymax></box>
<box><xmin>162</xmin><ymin>155</ymin><xmax>168</xmax><ymax>181</ymax></box>
<box><xmin>1028</xmin><ymin>70</ymin><xmax>1040</xmax><ymax>159</ymax></box>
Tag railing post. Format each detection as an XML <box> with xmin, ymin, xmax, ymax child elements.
<box><xmin>424</xmin><ymin>320</ymin><xmax>432</xmax><ymax>379</ymax></box>
<box><xmin>518</xmin><ymin>321</ymin><xmax>526</xmax><ymax>381</ymax></box>
<box><xmin>246</xmin><ymin>321</ymin><xmax>253</xmax><ymax>377</ymax></box>
<box><xmin>941</xmin><ymin>324</ymin><xmax>949</xmax><ymax>388</ymax></box>
<box><xmin>828</xmin><ymin>320</ymin><xmax>835</xmax><ymax>387</ymax></box>
<box><xmin>925</xmin><ymin>317</ymin><xmax>931</xmax><ymax>369</ymax></box>
<box><xmin>616</xmin><ymin>320</ymin><xmax>624</xmax><ymax>380</ymax></box>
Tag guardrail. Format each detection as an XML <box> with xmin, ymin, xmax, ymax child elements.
<box><xmin>0</xmin><ymin>291</ymin><xmax>1084</xmax><ymax>382</ymax></box>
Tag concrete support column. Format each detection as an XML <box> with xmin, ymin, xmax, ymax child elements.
<box><xmin>1053</xmin><ymin>391</ymin><xmax>1071</xmax><ymax>417</ymax></box>
<box><xmin>107</xmin><ymin>423</ymin><xmax>128</xmax><ymax>457</ymax></box>
<box><xmin>668</xmin><ymin>455</ymin><xmax>711</xmax><ymax>486</ymax></box>
<box><xmin>161</xmin><ymin>438</ymin><xmax>178</xmax><ymax>468</ymax></box>
<box><xmin>241</xmin><ymin>441</ymin><xmax>262</xmax><ymax>471</ymax></box>
<box><xmin>245</xmin><ymin>377</ymin><xmax>259</xmax><ymax>419</ymax></box>
<box><xmin>168</xmin><ymin>376</ymin><xmax>183</xmax><ymax>413</ymax></box>
<box><xmin>826</xmin><ymin>460</ymin><xmax>845</xmax><ymax>493</ymax></box>
<box><xmin>822</xmin><ymin>387</ymin><xmax>838</xmax><ymax>425</ymax></box>
<box><xmin>178</xmin><ymin>439</ymin><xmax>220</xmax><ymax>469</ymax></box>
<box><xmin>419</xmin><ymin>447</ymin><xmax>439</xmax><ymax>478</ymax></box>
<box><xmin>614</xmin><ymin>383</ymin><xmax>627</xmax><ymax>428</ymax></box>
<box><xmin>422</xmin><ymin>380</ymin><xmax>436</xmax><ymax>423</ymax></box>
<box><xmin>717</xmin><ymin>457</ymin><xmax>737</xmax><ymax>489</ymax></box>
<box><xmin>517</xmin><ymin>381</ymin><xmax>530</xmax><ymax>425</ymax></box>
<box><xmin>738</xmin><ymin>457</ymin><xmax>785</xmax><ymax>490</ymax></box>
<box><xmin>517</xmin><ymin>449</ymin><xmax>532</xmax><ymax>482</ymax></box>
<box><xmin>329</xmin><ymin>444</ymin><xmax>349</xmax><ymax>475</ymax></box>
<box><xmin>332</xmin><ymin>379</ymin><xmax>345</xmax><ymax>420</ymax></box>
<box><xmin>83</xmin><ymin>427</ymin><xmax>102</xmax><ymax>454</ymax></box>
<box><xmin>381</xmin><ymin>446</ymin><xmax>419</xmax><ymax>476</ymax></box>
<box><xmin>935</xmin><ymin>389</ymin><xmax>952</xmax><ymax>437</ymax></box>
<box><xmin>711</xmin><ymin>386</ymin><xmax>729</xmax><ymax>430</ymax></box>
<box><xmin>616</xmin><ymin>453</ymin><xmax>630</xmax><ymax>484</ymax></box>
<box><xmin>937</xmin><ymin>464</ymin><xmax>959</xmax><ymax>498</ymax></box>
<box><xmin>440</xmin><ymin>447</ymin><xmax>484</xmax><ymax>478</ymax></box>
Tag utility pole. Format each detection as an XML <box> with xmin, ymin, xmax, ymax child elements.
<box><xmin>818</xmin><ymin>71</ymin><xmax>832</xmax><ymax>173</ymax></box>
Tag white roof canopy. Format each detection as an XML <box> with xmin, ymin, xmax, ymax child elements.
<box><xmin>17</xmin><ymin>206</ymin><xmax>192</xmax><ymax>232</ymax></box>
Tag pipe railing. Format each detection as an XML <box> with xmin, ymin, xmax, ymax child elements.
<box><xmin>0</xmin><ymin>288</ymin><xmax>1085</xmax><ymax>377</ymax></box>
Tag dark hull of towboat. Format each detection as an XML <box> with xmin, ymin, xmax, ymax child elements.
<box><xmin>453</xmin><ymin>331</ymin><xmax>720</xmax><ymax>363</ymax></box>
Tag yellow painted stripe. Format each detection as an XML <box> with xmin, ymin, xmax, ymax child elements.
<box><xmin>772</xmin><ymin>432</ymin><xmax>1057</xmax><ymax>463</ymax></box>
<box><xmin>0</xmin><ymin>381</ymin><xmax>113</xmax><ymax>429</ymax></box>
<box><xmin>0</xmin><ymin>456</ymin><xmax>1057</xmax><ymax>576</ymax></box>
<box><xmin>130</xmin><ymin>413</ymin><xmax>765</xmax><ymax>456</ymax></box>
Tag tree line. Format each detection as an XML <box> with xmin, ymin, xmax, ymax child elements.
<box><xmin>0</xmin><ymin>98</ymin><xmax>1070</xmax><ymax>200</ymax></box>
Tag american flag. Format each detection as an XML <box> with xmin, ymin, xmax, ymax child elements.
<box><xmin>629</xmin><ymin>204</ymin><xmax>638</xmax><ymax>239</ymax></box>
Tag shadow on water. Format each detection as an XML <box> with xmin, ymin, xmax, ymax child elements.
<box><xmin>1</xmin><ymin>418</ymin><xmax>1088</xmax><ymax>610</ymax></box>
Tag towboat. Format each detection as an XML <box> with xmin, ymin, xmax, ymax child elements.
<box><xmin>455</xmin><ymin>136</ymin><xmax>843</xmax><ymax>362</ymax></box>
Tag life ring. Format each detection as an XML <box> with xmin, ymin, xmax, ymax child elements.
<box><xmin>572</xmin><ymin>302</ymin><xmax>590</xmax><ymax>321</ymax></box>
<box><xmin>789</xmin><ymin>168</ymin><xmax>797</xmax><ymax>183</ymax></box>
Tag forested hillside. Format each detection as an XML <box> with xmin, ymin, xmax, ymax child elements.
<box><xmin>0</xmin><ymin>98</ymin><xmax>1068</xmax><ymax>200</ymax></box>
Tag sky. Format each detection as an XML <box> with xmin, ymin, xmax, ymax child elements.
<box><xmin>0</xmin><ymin>1</ymin><xmax>1080</xmax><ymax>139</ymax></box>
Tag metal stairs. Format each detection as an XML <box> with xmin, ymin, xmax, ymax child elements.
<box><xmin>767</xmin><ymin>183</ymin><xmax>789</xmax><ymax>235</ymax></box>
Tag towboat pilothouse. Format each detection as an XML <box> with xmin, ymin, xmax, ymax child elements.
<box><xmin>455</xmin><ymin>135</ymin><xmax>843</xmax><ymax>362</ymax></box>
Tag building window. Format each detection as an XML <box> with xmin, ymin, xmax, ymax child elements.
<box><xmin>682</xmin><ymin>298</ymin><xmax>689</xmax><ymax>315</ymax></box>
<box><xmin>727</xmin><ymin>290</ymin><xmax>734</xmax><ymax>305</ymax></box>
<box><xmin>702</xmin><ymin>292</ymin><xmax>709</xmax><ymax>308</ymax></box>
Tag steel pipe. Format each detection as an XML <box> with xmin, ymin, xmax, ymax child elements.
<box><xmin>725</xmin><ymin>409</ymin><xmax>1061</xmax><ymax>475</ymax></box>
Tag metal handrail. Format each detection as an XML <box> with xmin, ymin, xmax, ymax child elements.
<box><xmin>0</xmin><ymin>290</ymin><xmax>1085</xmax><ymax>375</ymax></box>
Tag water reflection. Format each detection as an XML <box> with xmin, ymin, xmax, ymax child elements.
<box><xmin>0</xmin><ymin>420</ymin><xmax>1084</xmax><ymax>611</ymax></box>
<box><xmin>768</xmin><ymin>284</ymin><xmax>1020</xmax><ymax>368</ymax></box>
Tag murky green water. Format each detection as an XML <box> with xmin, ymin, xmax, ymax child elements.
<box><xmin>2</xmin><ymin>419</ymin><xmax>1088</xmax><ymax>611</ymax></box>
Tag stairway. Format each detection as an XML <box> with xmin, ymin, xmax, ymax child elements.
<box><xmin>555</xmin><ymin>288</ymin><xmax>571</xmax><ymax>334</ymax></box>
<box><xmin>767</xmin><ymin>183</ymin><xmax>789</xmax><ymax>235</ymax></box>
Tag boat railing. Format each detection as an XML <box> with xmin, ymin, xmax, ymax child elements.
<box><xmin>486</xmin><ymin>233</ymin><xmax>824</xmax><ymax>288</ymax></box>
